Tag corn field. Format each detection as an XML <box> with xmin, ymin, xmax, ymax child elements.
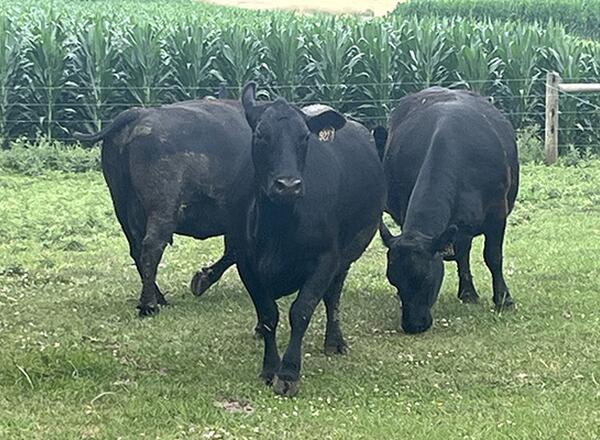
<box><xmin>1</xmin><ymin>0</ymin><xmax>600</xmax><ymax>152</ymax></box>
<box><xmin>393</xmin><ymin>0</ymin><xmax>600</xmax><ymax>39</ymax></box>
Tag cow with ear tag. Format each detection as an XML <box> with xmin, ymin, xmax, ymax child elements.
<box><xmin>229</xmin><ymin>82</ymin><xmax>385</xmax><ymax>397</ymax></box>
<box><xmin>376</xmin><ymin>87</ymin><xmax>519</xmax><ymax>334</ymax></box>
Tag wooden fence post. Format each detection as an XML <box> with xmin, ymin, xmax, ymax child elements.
<box><xmin>544</xmin><ymin>72</ymin><xmax>560</xmax><ymax>165</ymax></box>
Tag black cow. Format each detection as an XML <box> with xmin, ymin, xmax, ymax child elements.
<box><xmin>230</xmin><ymin>83</ymin><xmax>385</xmax><ymax>396</ymax></box>
<box><xmin>73</xmin><ymin>93</ymin><xmax>252</xmax><ymax>316</ymax></box>
<box><xmin>378</xmin><ymin>87</ymin><xmax>519</xmax><ymax>334</ymax></box>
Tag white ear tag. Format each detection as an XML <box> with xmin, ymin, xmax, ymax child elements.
<box><xmin>318</xmin><ymin>127</ymin><xmax>335</xmax><ymax>142</ymax></box>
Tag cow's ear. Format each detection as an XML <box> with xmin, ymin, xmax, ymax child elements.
<box><xmin>379</xmin><ymin>220</ymin><xmax>398</xmax><ymax>249</ymax></box>
<box><xmin>431</xmin><ymin>225</ymin><xmax>458</xmax><ymax>255</ymax></box>
<box><xmin>303</xmin><ymin>104</ymin><xmax>346</xmax><ymax>134</ymax></box>
<box><xmin>241</xmin><ymin>81</ymin><xmax>262</xmax><ymax>130</ymax></box>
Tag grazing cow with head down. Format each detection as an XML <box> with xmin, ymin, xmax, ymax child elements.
<box><xmin>73</xmin><ymin>89</ymin><xmax>252</xmax><ymax>316</ymax></box>
<box><xmin>378</xmin><ymin>87</ymin><xmax>519</xmax><ymax>334</ymax></box>
<box><xmin>230</xmin><ymin>82</ymin><xmax>385</xmax><ymax>396</ymax></box>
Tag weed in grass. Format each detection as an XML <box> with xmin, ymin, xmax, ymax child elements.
<box><xmin>0</xmin><ymin>137</ymin><xmax>99</xmax><ymax>175</ymax></box>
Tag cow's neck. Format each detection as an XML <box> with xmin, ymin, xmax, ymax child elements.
<box><xmin>403</xmin><ymin>148</ymin><xmax>457</xmax><ymax>238</ymax></box>
<box><xmin>248</xmin><ymin>192</ymin><xmax>297</xmax><ymax>244</ymax></box>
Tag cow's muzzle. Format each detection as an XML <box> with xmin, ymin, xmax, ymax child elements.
<box><xmin>401</xmin><ymin>305</ymin><xmax>433</xmax><ymax>334</ymax></box>
<box><xmin>270</xmin><ymin>177</ymin><xmax>304</xmax><ymax>202</ymax></box>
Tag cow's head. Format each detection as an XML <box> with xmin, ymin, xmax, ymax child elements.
<box><xmin>380</xmin><ymin>222</ymin><xmax>458</xmax><ymax>334</ymax></box>
<box><xmin>241</xmin><ymin>82</ymin><xmax>345</xmax><ymax>204</ymax></box>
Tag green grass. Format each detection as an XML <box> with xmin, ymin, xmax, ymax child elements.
<box><xmin>0</xmin><ymin>162</ymin><xmax>599</xmax><ymax>439</ymax></box>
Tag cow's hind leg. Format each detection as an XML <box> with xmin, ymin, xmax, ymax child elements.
<box><xmin>130</xmin><ymin>243</ymin><xmax>168</xmax><ymax>306</ymax></box>
<box><xmin>190</xmin><ymin>236</ymin><xmax>235</xmax><ymax>297</ymax></box>
<box><xmin>454</xmin><ymin>235</ymin><xmax>479</xmax><ymax>304</ymax></box>
<box><xmin>274</xmin><ymin>252</ymin><xmax>338</xmax><ymax>397</ymax></box>
<box><xmin>124</xmin><ymin>204</ymin><xmax>168</xmax><ymax>307</ymax></box>
<box><xmin>323</xmin><ymin>268</ymin><xmax>349</xmax><ymax>355</ymax></box>
<box><xmin>111</xmin><ymin>195</ymin><xmax>169</xmax><ymax>309</ymax></box>
<box><xmin>483</xmin><ymin>218</ymin><xmax>514</xmax><ymax>310</ymax></box>
<box><xmin>137</xmin><ymin>214</ymin><xmax>175</xmax><ymax>316</ymax></box>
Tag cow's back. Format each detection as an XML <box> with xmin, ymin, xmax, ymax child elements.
<box><xmin>125</xmin><ymin>99</ymin><xmax>250</xmax><ymax>191</ymax></box>
<box><xmin>384</xmin><ymin>88</ymin><xmax>518</xmax><ymax>226</ymax></box>
<box><xmin>102</xmin><ymin>98</ymin><xmax>252</xmax><ymax>240</ymax></box>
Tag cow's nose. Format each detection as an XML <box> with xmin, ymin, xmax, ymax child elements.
<box><xmin>274</xmin><ymin>177</ymin><xmax>303</xmax><ymax>195</ymax></box>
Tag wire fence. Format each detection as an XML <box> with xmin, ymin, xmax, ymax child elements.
<box><xmin>1</xmin><ymin>78</ymin><xmax>599</xmax><ymax>155</ymax></box>
<box><xmin>1</xmin><ymin>77</ymin><xmax>599</xmax><ymax>90</ymax></box>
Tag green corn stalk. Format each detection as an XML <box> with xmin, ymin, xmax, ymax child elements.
<box><xmin>165</xmin><ymin>20</ymin><xmax>219</xmax><ymax>101</ymax></box>
<box><xmin>24</xmin><ymin>11</ymin><xmax>74</xmax><ymax>140</ymax></box>
<box><xmin>398</xmin><ymin>17</ymin><xmax>454</xmax><ymax>93</ymax></box>
<box><xmin>488</xmin><ymin>21</ymin><xmax>545</xmax><ymax>129</ymax></box>
<box><xmin>121</xmin><ymin>22</ymin><xmax>171</xmax><ymax>107</ymax></box>
<box><xmin>0</xmin><ymin>16</ymin><xmax>30</xmax><ymax>145</ymax></box>
<box><xmin>213</xmin><ymin>24</ymin><xmax>266</xmax><ymax>98</ymax></box>
<box><xmin>454</xmin><ymin>42</ymin><xmax>502</xmax><ymax>96</ymax></box>
<box><xmin>387</xmin><ymin>17</ymin><xmax>415</xmax><ymax>100</ymax></box>
<box><xmin>587</xmin><ymin>45</ymin><xmax>600</xmax><ymax>153</ymax></box>
<box><xmin>303</xmin><ymin>16</ymin><xmax>363</xmax><ymax>113</ymax></box>
<box><xmin>443</xmin><ymin>19</ymin><xmax>502</xmax><ymax>96</ymax></box>
<box><xmin>262</xmin><ymin>15</ymin><xmax>307</xmax><ymax>101</ymax></box>
<box><xmin>70</xmin><ymin>18</ymin><xmax>124</xmax><ymax>135</ymax></box>
<box><xmin>353</xmin><ymin>19</ymin><xmax>394</xmax><ymax>127</ymax></box>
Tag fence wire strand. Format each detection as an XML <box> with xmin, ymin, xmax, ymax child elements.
<box><xmin>551</xmin><ymin>86</ymin><xmax>600</xmax><ymax>112</ymax></box>
<box><xmin>2</xmin><ymin>79</ymin><xmax>599</xmax><ymax>158</ymax></box>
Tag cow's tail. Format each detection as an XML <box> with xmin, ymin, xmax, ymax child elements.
<box><xmin>72</xmin><ymin>109</ymin><xmax>141</xmax><ymax>145</ymax></box>
<box><xmin>372</xmin><ymin>126</ymin><xmax>388</xmax><ymax>160</ymax></box>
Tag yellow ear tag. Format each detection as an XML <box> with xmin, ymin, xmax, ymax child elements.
<box><xmin>318</xmin><ymin>127</ymin><xmax>335</xmax><ymax>142</ymax></box>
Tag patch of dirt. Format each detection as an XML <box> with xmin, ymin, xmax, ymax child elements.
<box><xmin>214</xmin><ymin>398</ymin><xmax>255</xmax><ymax>414</ymax></box>
<box><xmin>203</xmin><ymin>0</ymin><xmax>400</xmax><ymax>16</ymax></box>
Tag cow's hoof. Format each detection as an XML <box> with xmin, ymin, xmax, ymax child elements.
<box><xmin>157</xmin><ymin>295</ymin><xmax>168</xmax><ymax>306</ymax></box>
<box><xmin>137</xmin><ymin>304</ymin><xmax>159</xmax><ymax>317</ymax></box>
<box><xmin>495</xmin><ymin>295</ymin><xmax>515</xmax><ymax>311</ymax></box>
<box><xmin>273</xmin><ymin>376</ymin><xmax>300</xmax><ymax>397</ymax></box>
<box><xmin>324</xmin><ymin>339</ymin><xmax>348</xmax><ymax>355</ymax></box>
<box><xmin>259</xmin><ymin>370</ymin><xmax>276</xmax><ymax>386</ymax></box>
<box><xmin>458</xmin><ymin>290</ymin><xmax>479</xmax><ymax>304</ymax></box>
<box><xmin>190</xmin><ymin>268</ymin><xmax>213</xmax><ymax>297</ymax></box>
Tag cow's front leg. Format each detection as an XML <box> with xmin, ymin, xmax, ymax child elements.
<box><xmin>255</xmin><ymin>298</ymin><xmax>280</xmax><ymax>385</ymax></box>
<box><xmin>237</xmin><ymin>261</ymin><xmax>280</xmax><ymax>385</ymax></box>
<box><xmin>274</xmin><ymin>252</ymin><xmax>338</xmax><ymax>397</ymax></box>
<box><xmin>454</xmin><ymin>236</ymin><xmax>480</xmax><ymax>304</ymax></box>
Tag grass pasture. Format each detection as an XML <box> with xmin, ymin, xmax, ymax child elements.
<box><xmin>0</xmin><ymin>161</ymin><xmax>599</xmax><ymax>439</ymax></box>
